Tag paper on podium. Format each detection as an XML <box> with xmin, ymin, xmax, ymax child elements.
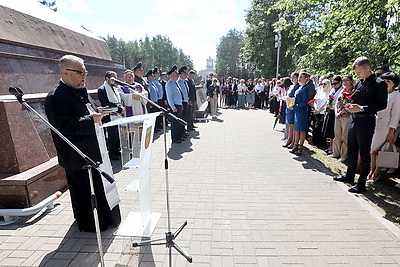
<box><xmin>100</xmin><ymin>112</ymin><xmax>161</xmax><ymax>128</ymax></box>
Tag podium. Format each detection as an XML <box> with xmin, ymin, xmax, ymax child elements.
<box><xmin>101</xmin><ymin>112</ymin><xmax>162</xmax><ymax>237</ymax></box>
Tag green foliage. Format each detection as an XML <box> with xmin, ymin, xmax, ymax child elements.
<box><xmin>242</xmin><ymin>0</ymin><xmax>400</xmax><ymax>77</ymax></box>
<box><xmin>216</xmin><ymin>29</ymin><xmax>251</xmax><ymax>78</ymax></box>
<box><xmin>102</xmin><ymin>35</ymin><xmax>193</xmax><ymax>72</ymax></box>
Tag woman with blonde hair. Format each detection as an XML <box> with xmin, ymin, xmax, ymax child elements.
<box><xmin>311</xmin><ymin>78</ymin><xmax>331</xmax><ymax>147</ymax></box>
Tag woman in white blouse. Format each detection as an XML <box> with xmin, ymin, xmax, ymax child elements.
<box><xmin>237</xmin><ymin>79</ymin><xmax>247</xmax><ymax>109</ymax></box>
<box><xmin>311</xmin><ymin>78</ymin><xmax>331</xmax><ymax>147</ymax></box>
<box><xmin>368</xmin><ymin>72</ymin><xmax>400</xmax><ymax>182</ymax></box>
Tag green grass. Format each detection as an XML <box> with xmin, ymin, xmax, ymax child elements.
<box><xmin>304</xmin><ymin>141</ymin><xmax>400</xmax><ymax>227</ymax></box>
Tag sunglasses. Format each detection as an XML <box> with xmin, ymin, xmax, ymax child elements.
<box><xmin>66</xmin><ymin>69</ymin><xmax>88</xmax><ymax>76</ymax></box>
<box><xmin>332</xmin><ymin>82</ymin><xmax>339</xmax><ymax>85</ymax></box>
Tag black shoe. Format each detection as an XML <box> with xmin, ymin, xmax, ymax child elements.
<box><xmin>348</xmin><ymin>185</ymin><xmax>366</xmax><ymax>193</ymax></box>
<box><xmin>192</xmin><ymin>125</ymin><xmax>198</xmax><ymax>128</ymax></box>
<box><xmin>333</xmin><ymin>176</ymin><xmax>353</xmax><ymax>183</ymax></box>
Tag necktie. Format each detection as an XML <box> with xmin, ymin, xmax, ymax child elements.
<box><xmin>176</xmin><ymin>82</ymin><xmax>184</xmax><ymax>101</ymax></box>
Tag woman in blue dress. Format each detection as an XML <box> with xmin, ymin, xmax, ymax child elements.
<box><xmin>283</xmin><ymin>72</ymin><xmax>300</xmax><ymax>148</ymax></box>
<box><xmin>289</xmin><ymin>71</ymin><xmax>310</xmax><ymax>155</ymax></box>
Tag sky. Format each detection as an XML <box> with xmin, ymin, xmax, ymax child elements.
<box><xmin>54</xmin><ymin>0</ymin><xmax>253</xmax><ymax>71</ymax></box>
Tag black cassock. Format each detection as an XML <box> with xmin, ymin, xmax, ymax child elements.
<box><xmin>45</xmin><ymin>81</ymin><xmax>121</xmax><ymax>232</ymax></box>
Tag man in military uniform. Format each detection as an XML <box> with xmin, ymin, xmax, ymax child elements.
<box><xmin>145</xmin><ymin>69</ymin><xmax>160</xmax><ymax>115</ymax></box>
<box><xmin>334</xmin><ymin>57</ymin><xmax>387</xmax><ymax>193</ymax></box>
<box><xmin>166</xmin><ymin>65</ymin><xmax>184</xmax><ymax>143</ymax></box>
<box><xmin>133</xmin><ymin>62</ymin><xmax>149</xmax><ymax>98</ymax></box>
<box><xmin>177</xmin><ymin>66</ymin><xmax>190</xmax><ymax>137</ymax></box>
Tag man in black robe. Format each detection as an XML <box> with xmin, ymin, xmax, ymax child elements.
<box><xmin>45</xmin><ymin>55</ymin><xmax>121</xmax><ymax>232</ymax></box>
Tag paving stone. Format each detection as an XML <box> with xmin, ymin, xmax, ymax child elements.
<box><xmin>0</xmin><ymin>109</ymin><xmax>399</xmax><ymax>266</ymax></box>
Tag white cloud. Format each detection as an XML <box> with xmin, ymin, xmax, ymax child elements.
<box><xmin>57</xmin><ymin>0</ymin><xmax>250</xmax><ymax>70</ymax></box>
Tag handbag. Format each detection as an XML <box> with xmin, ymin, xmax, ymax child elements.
<box><xmin>376</xmin><ymin>142</ymin><xmax>400</xmax><ymax>169</ymax></box>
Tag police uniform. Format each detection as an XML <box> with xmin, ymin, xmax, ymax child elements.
<box><xmin>166</xmin><ymin>65</ymin><xmax>184</xmax><ymax>143</ymax></box>
<box><xmin>177</xmin><ymin>66</ymin><xmax>189</xmax><ymax>134</ymax></box>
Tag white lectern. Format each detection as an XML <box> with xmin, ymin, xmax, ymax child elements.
<box><xmin>102</xmin><ymin>112</ymin><xmax>162</xmax><ymax>237</ymax></box>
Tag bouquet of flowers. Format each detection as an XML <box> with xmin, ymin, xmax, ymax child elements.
<box><xmin>337</xmin><ymin>89</ymin><xmax>355</xmax><ymax>108</ymax></box>
<box><xmin>324</xmin><ymin>94</ymin><xmax>335</xmax><ymax>115</ymax></box>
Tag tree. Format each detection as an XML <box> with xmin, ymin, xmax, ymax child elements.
<box><xmin>39</xmin><ymin>0</ymin><xmax>57</xmax><ymax>12</ymax></box>
<box><xmin>215</xmin><ymin>29</ymin><xmax>247</xmax><ymax>78</ymax></box>
<box><xmin>102</xmin><ymin>35</ymin><xmax>193</xmax><ymax>71</ymax></box>
<box><xmin>242</xmin><ymin>0</ymin><xmax>400</xmax><ymax>76</ymax></box>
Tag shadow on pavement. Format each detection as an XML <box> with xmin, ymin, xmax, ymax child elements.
<box><xmin>38</xmin><ymin>222</ymin><xmax>116</xmax><ymax>266</ymax></box>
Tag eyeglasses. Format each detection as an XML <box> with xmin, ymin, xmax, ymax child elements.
<box><xmin>66</xmin><ymin>69</ymin><xmax>88</xmax><ymax>76</ymax></box>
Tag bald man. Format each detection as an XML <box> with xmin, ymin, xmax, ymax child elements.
<box><xmin>45</xmin><ymin>55</ymin><xmax>121</xmax><ymax>232</ymax></box>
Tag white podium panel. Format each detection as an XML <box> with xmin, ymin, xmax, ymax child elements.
<box><xmin>109</xmin><ymin>113</ymin><xmax>162</xmax><ymax>237</ymax></box>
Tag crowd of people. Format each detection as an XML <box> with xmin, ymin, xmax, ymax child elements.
<box><xmin>44</xmin><ymin>54</ymin><xmax>399</xmax><ymax>233</ymax></box>
<box><xmin>205</xmin><ymin>57</ymin><xmax>400</xmax><ymax>194</ymax></box>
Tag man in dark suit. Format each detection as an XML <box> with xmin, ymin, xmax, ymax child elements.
<box><xmin>97</xmin><ymin>71</ymin><xmax>124</xmax><ymax>160</ymax></box>
<box><xmin>45</xmin><ymin>55</ymin><xmax>121</xmax><ymax>232</ymax></box>
<box><xmin>334</xmin><ymin>57</ymin><xmax>387</xmax><ymax>193</ymax></box>
<box><xmin>186</xmin><ymin>70</ymin><xmax>197</xmax><ymax>130</ymax></box>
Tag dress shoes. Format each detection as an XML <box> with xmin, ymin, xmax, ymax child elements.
<box><xmin>333</xmin><ymin>176</ymin><xmax>353</xmax><ymax>183</ymax></box>
<box><xmin>348</xmin><ymin>185</ymin><xmax>366</xmax><ymax>193</ymax></box>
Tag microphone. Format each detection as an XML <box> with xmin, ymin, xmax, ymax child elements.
<box><xmin>9</xmin><ymin>87</ymin><xmax>25</xmax><ymax>103</ymax></box>
<box><xmin>110</xmin><ymin>77</ymin><xmax>134</xmax><ymax>88</ymax></box>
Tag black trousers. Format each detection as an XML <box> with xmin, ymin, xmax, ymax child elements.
<box><xmin>182</xmin><ymin>102</ymin><xmax>188</xmax><ymax>131</ymax></box>
<box><xmin>65</xmin><ymin>168</ymin><xmax>121</xmax><ymax>232</ymax></box>
<box><xmin>346</xmin><ymin>116</ymin><xmax>375</xmax><ymax>187</ymax></box>
<box><xmin>106</xmin><ymin>125</ymin><xmax>120</xmax><ymax>156</ymax></box>
<box><xmin>187</xmin><ymin>102</ymin><xmax>195</xmax><ymax>130</ymax></box>
<box><xmin>171</xmin><ymin>104</ymin><xmax>183</xmax><ymax>142</ymax></box>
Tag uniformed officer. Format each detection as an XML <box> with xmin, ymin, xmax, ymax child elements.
<box><xmin>177</xmin><ymin>66</ymin><xmax>189</xmax><ymax>137</ymax></box>
<box><xmin>186</xmin><ymin>70</ymin><xmax>197</xmax><ymax>130</ymax></box>
<box><xmin>153</xmin><ymin>67</ymin><xmax>164</xmax><ymax>129</ymax></box>
<box><xmin>145</xmin><ymin>69</ymin><xmax>159</xmax><ymax>115</ymax></box>
<box><xmin>166</xmin><ymin>65</ymin><xmax>184</xmax><ymax>143</ymax></box>
<box><xmin>133</xmin><ymin>62</ymin><xmax>149</xmax><ymax>98</ymax></box>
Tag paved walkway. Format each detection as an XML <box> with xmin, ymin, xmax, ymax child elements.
<box><xmin>1</xmin><ymin>108</ymin><xmax>400</xmax><ymax>266</ymax></box>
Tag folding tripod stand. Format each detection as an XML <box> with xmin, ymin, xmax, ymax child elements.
<box><xmin>110</xmin><ymin>79</ymin><xmax>193</xmax><ymax>265</ymax></box>
<box><xmin>9</xmin><ymin>87</ymin><xmax>115</xmax><ymax>267</ymax></box>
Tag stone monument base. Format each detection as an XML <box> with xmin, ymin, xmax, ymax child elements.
<box><xmin>0</xmin><ymin>157</ymin><xmax>67</xmax><ymax>209</ymax></box>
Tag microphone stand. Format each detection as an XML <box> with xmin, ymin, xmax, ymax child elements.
<box><xmin>9</xmin><ymin>87</ymin><xmax>115</xmax><ymax>267</ymax></box>
<box><xmin>111</xmin><ymin>78</ymin><xmax>193</xmax><ymax>265</ymax></box>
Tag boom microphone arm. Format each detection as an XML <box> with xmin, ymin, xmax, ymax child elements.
<box><xmin>110</xmin><ymin>77</ymin><xmax>187</xmax><ymax>126</ymax></box>
<box><xmin>8</xmin><ymin>87</ymin><xmax>115</xmax><ymax>184</ymax></box>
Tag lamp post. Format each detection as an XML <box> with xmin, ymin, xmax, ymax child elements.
<box><xmin>274</xmin><ymin>17</ymin><xmax>285</xmax><ymax>79</ymax></box>
<box><xmin>274</xmin><ymin>31</ymin><xmax>281</xmax><ymax>78</ymax></box>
